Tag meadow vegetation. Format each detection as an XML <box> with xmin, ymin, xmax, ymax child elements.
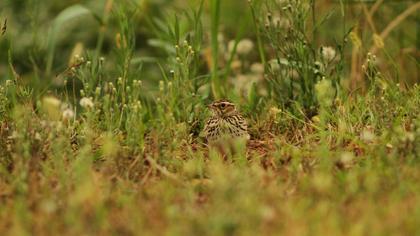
<box><xmin>0</xmin><ymin>0</ymin><xmax>419</xmax><ymax>235</ymax></box>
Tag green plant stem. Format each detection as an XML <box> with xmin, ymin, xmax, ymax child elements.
<box><xmin>210</xmin><ymin>0</ymin><xmax>221</xmax><ymax>99</ymax></box>
<box><xmin>249</xmin><ymin>1</ymin><xmax>266</xmax><ymax>67</ymax></box>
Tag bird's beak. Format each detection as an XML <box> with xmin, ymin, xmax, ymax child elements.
<box><xmin>207</xmin><ymin>104</ymin><xmax>212</xmax><ymax>109</ymax></box>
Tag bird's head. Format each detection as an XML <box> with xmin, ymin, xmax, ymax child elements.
<box><xmin>207</xmin><ymin>99</ymin><xmax>237</xmax><ymax>117</ymax></box>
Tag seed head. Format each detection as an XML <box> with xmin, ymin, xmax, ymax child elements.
<box><xmin>80</xmin><ymin>97</ymin><xmax>94</xmax><ymax>109</ymax></box>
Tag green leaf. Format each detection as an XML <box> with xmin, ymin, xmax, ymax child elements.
<box><xmin>46</xmin><ymin>4</ymin><xmax>93</xmax><ymax>77</ymax></box>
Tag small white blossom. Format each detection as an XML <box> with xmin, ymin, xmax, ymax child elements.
<box><xmin>236</xmin><ymin>39</ymin><xmax>254</xmax><ymax>56</ymax></box>
<box><xmin>62</xmin><ymin>108</ymin><xmax>75</xmax><ymax>120</ymax></box>
<box><xmin>360</xmin><ymin>129</ymin><xmax>375</xmax><ymax>143</ymax></box>
<box><xmin>34</xmin><ymin>132</ymin><xmax>42</xmax><ymax>141</ymax></box>
<box><xmin>321</xmin><ymin>46</ymin><xmax>336</xmax><ymax>61</ymax></box>
<box><xmin>79</xmin><ymin>97</ymin><xmax>94</xmax><ymax>109</ymax></box>
<box><xmin>251</xmin><ymin>63</ymin><xmax>265</xmax><ymax>74</ymax></box>
<box><xmin>230</xmin><ymin>60</ymin><xmax>242</xmax><ymax>72</ymax></box>
<box><xmin>269</xmin><ymin>16</ymin><xmax>290</xmax><ymax>29</ymax></box>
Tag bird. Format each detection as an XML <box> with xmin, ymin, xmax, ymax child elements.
<box><xmin>203</xmin><ymin>99</ymin><xmax>250</xmax><ymax>143</ymax></box>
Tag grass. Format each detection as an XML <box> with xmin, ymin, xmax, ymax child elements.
<box><xmin>0</xmin><ymin>0</ymin><xmax>419</xmax><ymax>235</ymax></box>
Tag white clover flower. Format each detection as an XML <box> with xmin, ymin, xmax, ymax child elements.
<box><xmin>230</xmin><ymin>60</ymin><xmax>242</xmax><ymax>72</ymax></box>
<box><xmin>360</xmin><ymin>129</ymin><xmax>375</xmax><ymax>143</ymax></box>
<box><xmin>62</xmin><ymin>108</ymin><xmax>75</xmax><ymax>120</ymax></box>
<box><xmin>251</xmin><ymin>63</ymin><xmax>265</xmax><ymax>74</ymax></box>
<box><xmin>79</xmin><ymin>97</ymin><xmax>94</xmax><ymax>109</ymax></box>
<box><xmin>236</xmin><ymin>39</ymin><xmax>254</xmax><ymax>56</ymax></box>
<box><xmin>34</xmin><ymin>132</ymin><xmax>42</xmax><ymax>141</ymax></box>
<box><xmin>321</xmin><ymin>46</ymin><xmax>336</xmax><ymax>62</ymax></box>
<box><xmin>269</xmin><ymin>16</ymin><xmax>290</xmax><ymax>29</ymax></box>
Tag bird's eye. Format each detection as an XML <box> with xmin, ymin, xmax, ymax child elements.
<box><xmin>220</xmin><ymin>103</ymin><xmax>226</xmax><ymax>108</ymax></box>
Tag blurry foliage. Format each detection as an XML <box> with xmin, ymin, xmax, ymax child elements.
<box><xmin>0</xmin><ymin>0</ymin><xmax>419</xmax><ymax>235</ymax></box>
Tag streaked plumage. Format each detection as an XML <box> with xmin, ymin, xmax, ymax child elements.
<box><xmin>203</xmin><ymin>100</ymin><xmax>250</xmax><ymax>142</ymax></box>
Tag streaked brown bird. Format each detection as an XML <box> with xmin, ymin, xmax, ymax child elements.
<box><xmin>203</xmin><ymin>99</ymin><xmax>250</xmax><ymax>143</ymax></box>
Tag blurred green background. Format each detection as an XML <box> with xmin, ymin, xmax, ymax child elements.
<box><xmin>0</xmin><ymin>0</ymin><xmax>418</xmax><ymax>88</ymax></box>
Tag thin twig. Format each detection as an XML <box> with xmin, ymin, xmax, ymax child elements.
<box><xmin>145</xmin><ymin>155</ymin><xmax>184</xmax><ymax>185</ymax></box>
<box><xmin>362</xmin><ymin>4</ymin><xmax>377</xmax><ymax>33</ymax></box>
<box><xmin>370</xmin><ymin>2</ymin><xmax>420</xmax><ymax>54</ymax></box>
<box><xmin>369</xmin><ymin>0</ymin><xmax>384</xmax><ymax>17</ymax></box>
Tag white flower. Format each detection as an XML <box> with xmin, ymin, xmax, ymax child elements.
<box><xmin>321</xmin><ymin>46</ymin><xmax>336</xmax><ymax>62</ymax></box>
<box><xmin>230</xmin><ymin>60</ymin><xmax>242</xmax><ymax>73</ymax></box>
<box><xmin>360</xmin><ymin>129</ymin><xmax>375</xmax><ymax>143</ymax></box>
<box><xmin>79</xmin><ymin>97</ymin><xmax>94</xmax><ymax>109</ymax></box>
<box><xmin>269</xmin><ymin>16</ymin><xmax>290</xmax><ymax>29</ymax></box>
<box><xmin>62</xmin><ymin>108</ymin><xmax>75</xmax><ymax>120</ymax></box>
<box><xmin>34</xmin><ymin>132</ymin><xmax>42</xmax><ymax>141</ymax></box>
<box><xmin>236</xmin><ymin>39</ymin><xmax>254</xmax><ymax>56</ymax></box>
<box><xmin>251</xmin><ymin>63</ymin><xmax>265</xmax><ymax>74</ymax></box>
